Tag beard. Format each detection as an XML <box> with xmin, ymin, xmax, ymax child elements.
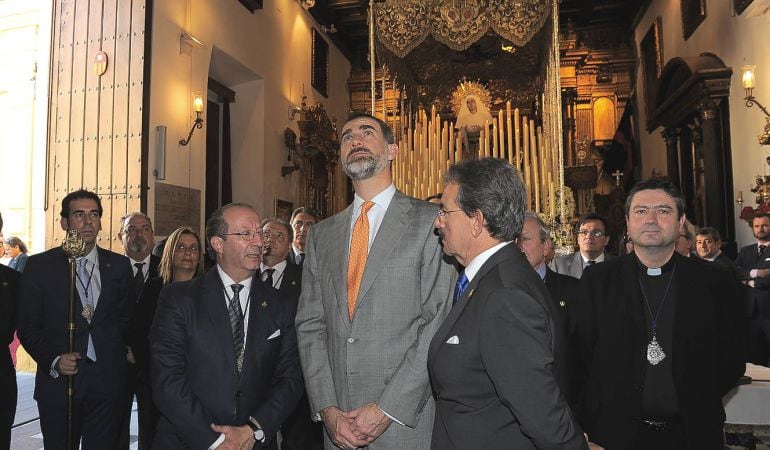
<box><xmin>129</xmin><ymin>238</ymin><xmax>148</xmax><ymax>254</ymax></box>
<box><xmin>343</xmin><ymin>147</ymin><xmax>389</xmax><ymax>180</ymax></box>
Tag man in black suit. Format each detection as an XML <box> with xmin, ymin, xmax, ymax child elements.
<box><xmin>288</xmin><ymin>208</ymin><xmax>320</xmax><ymax>268</ymax></box>
<box><xmin>576</xmin><ymin>179</ymin><xmax>745</xmax><ymax>450</ymax></box>
<box><xmin>695</xmin><ymin>227</ymin><xmax>737</xmax><ymax>277</ymax></box>
<box><xmin>428</xmin><ymin>158</ymin><xmax>586</xmax><ymax>450</ymax></box>
<box><xmin>19</xmin><ymin>189</ymin><xmax>134</xmax><ymax>449</ymax></box>
<box><xmin>261</xmin><ymin>217</ymin><xmax>323</xmax><ymax>450</ymax></box>
<box><xmin>150</xmin><ymin>203</ymin><xmax>303</xmax><ymax>449</ymax></box>
<box><xmin>735</xmin><ymin>212</ymin><xmax>770</xmax><ymax>365</ymax></box>
<box><xmin>117</xmin><ymin>212</ymin><xmax>161</xmax><ymax>449</ymax></box>
<box><xmin>0</xmin><ymin>211</ymin><xmax>20</xmax><ymax>448</ymax></box>
<box><xmin>517</xmin><ymin>212</ymin><xmax>580</xmax><ymax>406</ymax></box>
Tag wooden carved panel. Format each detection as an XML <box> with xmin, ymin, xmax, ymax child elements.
<box><xmin>285</xmin><ymin>101</ymin><xmax>339</xmax><ymax>218</ymax></box>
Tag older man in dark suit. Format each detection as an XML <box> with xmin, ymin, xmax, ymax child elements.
<box><xmin>517</xmin><ymin>211</ymin><xmax>581</xmax><ymax>407</ymax></box>
<box><xmin>19</xmin><ymin>189</ymin><xmax>134</xmax><ymax>449</ymax></box>
<box><xmin>117</xmin><ymin>211</ymin><xmax>161</xmax><ymax>449</ymax></box>
<box><xmin>150</xmin><ymin>203</ymin><xmax>303</xmax><ymax>450</ymax></box>
<box><xmin>261</xmin><ymin>216</ymin><xmax>323</xmax><ymax>450</ymax></box>
<box><xmin>428</xmin><ymin>158</ymin><xmax>586</xmax><ymax>450</ymax></box>
<box><xmin>0</xmin><ymin>212</ymin><xmax>20</xmax><ymax>448</ymax></box>
<box><xmin>576</xmin><ymin>179</ymin><xmax>745</xmax><ymax>450</ymax></box>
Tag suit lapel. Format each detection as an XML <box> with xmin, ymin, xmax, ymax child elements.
<box><xmin>570</xmin><ymin>252</ymin><xmax>583</xmax><ymax>278</ymax></box>
<box><xmin>622</xmin><ymin>255</ymin><xmax>647</xmax><ymax>352</ymax></box>
<box><xmin>201</xmin><ymin>270</ymin><xmax>238</xmax><ymax>373</ymax></box>
<box><xmin>352</xmin><ymin>192</ymin><xmax>411</xmax><ymax>317</ymax></box>
<box><xmin>94</xmin><ymin>248</ymin><xmax>111</xmax><ymax>318</ymax></box>
<box><xmin>241</xmin><ymin>275</ymin><xmax>272</xmax><ymax>381</ymax></box>
<box><xmin>430</xmin><ymin>244</ymin><xmax>515</xmax><ymax>358</ymax></box>
<box><xmin>332</xmin><ymin>205</ymin><xmax>355</xmax><ymax>328</ymax></box>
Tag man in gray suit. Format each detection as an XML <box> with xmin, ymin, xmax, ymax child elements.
<box><xmin>296</xmin><ymin>113</ymin><xmax>455</xmax><ymax>450</ymax></box>
<box><xmin>551</xmin><ymin>213</ymin><xmax>614</xmax><ymax>278</ymax></box>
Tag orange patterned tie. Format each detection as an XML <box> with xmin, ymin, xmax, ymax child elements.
<box><xmin>348</xmin><ymin>201</ymin><xmax>375</xmax><ymax>319</ymax></box>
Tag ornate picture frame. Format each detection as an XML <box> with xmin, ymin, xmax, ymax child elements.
<box><xmin>735</xmin><ymin>0</ymin><xmax>754</xmax><ymax>15</ymax></box>
<box><xmin>640</xmin><ymin>17</ymin><xmax>663</xmax><ymax>117</ymax></box>
<box><xmin>274</xmin><ymin>199</ymin><xmax>294</xmax><ymax>222</ymax></box>
<box><xmin>681</xmin><ymin>0</ymin><xmax>707</xmax><ymax>40</ymax></box>
<box><xmin>311</xmin><ymin>28</ymin><xmax>329</xmax><ymax>98</ymax></box>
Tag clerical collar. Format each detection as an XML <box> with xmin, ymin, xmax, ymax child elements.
<box><xmin>635</xmin><ymin>253</ymin><xmax>677</xmax><ymax>277</ymax></box>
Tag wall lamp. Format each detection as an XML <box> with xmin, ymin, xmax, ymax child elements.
<box><xmin>179</xmin><ymin>94</ymin><xmax>204</xmax><ymax>146</ymax></box>
<box><xmin>743</xmin><ymin>65</ymin><xmax>770</xmax><ymax>117</ymax></box>
<box><xmin>742</xmin><ymin>65</ymin><xmax>770</xmax><ymax>145</ymax></box>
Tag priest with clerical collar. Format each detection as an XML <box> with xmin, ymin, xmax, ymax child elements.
<box><xmin>575</xmin><ymin>178</ymin><xmax>745</xmax><ymax>450</ymax></box>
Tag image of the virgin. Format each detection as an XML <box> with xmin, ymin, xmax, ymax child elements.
<box><xmin>455</xmin><ymin>94</ymin><xmax>493</xmax><ymax>156</ymax></box>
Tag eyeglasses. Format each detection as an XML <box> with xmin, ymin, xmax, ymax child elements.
<box><xmin>220</xmin><ymin>230</ymin><xmax>263</xmax><ymax>241</ymax></box>
<box><xmin>577</xmin><ymin>229</ymin><xmax>606</xmax><ymax>238</ymax></box>
<box><xmin>436</xmin><ymin>208</ymin><xmax>463</xmax><ymax>218</ymax></box>
<box><xmin>263</xmin><ymin>231</ymin><xmax>287</xmax><ymax>242</ymax></box>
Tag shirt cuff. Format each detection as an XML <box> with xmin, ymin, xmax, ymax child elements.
<box><xmin>208</xmin><ymin>433</ymin><xmax>225</xmax><ymax>449</ymax></box>
<box><xmin>751</xmin><ymin>269</ymin><xmax>759</xmax><ymax>279</ymax></box>
<box><xmin>50</xmin><ymin>356</ymin><xmax>61</xmax><ymax>378</ymax></box>
<box><xmin>378</xmin><ymin>405</ymin><xmax>405</xmax><ymax>426</ymax></box>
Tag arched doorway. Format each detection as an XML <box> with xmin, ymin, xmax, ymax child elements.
<box><xmin>647</xmin><ymin>53</ymin><xmax>736</xmax><ymax>255</ymax></box>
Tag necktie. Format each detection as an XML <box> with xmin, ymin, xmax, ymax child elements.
<box><xmin>228</xmin><ymin>284</ymin><xmax>245</xmax><ymax>372</ymax></box>
<box><xmin>586</xmin><ymin>260</ymin><xmax>596</xmax><ymax>266</ymax></box>
<box><xmin>453</xmin><ymin>271</ymin><xmax>469</xmax><ymax>304</ymax></box>
<box><xmin>133</xmin><ymin>262</ymin><xmax>145</xmax><ymax>300</ymax></box>
<box><xmin>298</xmin><ymin>253</ymin><xmax>305</xmax><ymax>267</ymax></box>
<box><xmin>760</xmin><ymin>245</ymin><xmax>767</xmax><ymax>256</ymax></box>
<box><xmin>263</xmin><ymin>268</ymin><xmax>275</xmax><ymax>288</ymax></box>
<box><xmin>76</xmin><ymin>259</ymin><xmax>97</xmax><ymax>361</ymax></box>
<box><xmin>348</xmin><ymin>201</ymin><xmax>375</xmax><ymax>319</ymax></box>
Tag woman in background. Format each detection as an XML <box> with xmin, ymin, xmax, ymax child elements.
<box><xmin>4</xmin><ymin>237</ymin><xmax>28</xmax><ymax>272</ymax></box>
<box><xmin>129</xmin><ymin>226</ymin><xmax>202</xmax><ymax>448</ymax></box>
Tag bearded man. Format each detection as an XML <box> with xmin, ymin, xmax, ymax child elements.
<box><xmin>295</xmin><ymin>113</ymin><xmax>455</xmax><ymax>450</ymax></box>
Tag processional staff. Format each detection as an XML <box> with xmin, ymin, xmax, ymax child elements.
<box><xmin>61</xmin><ymin>229</ymin><xmax>86</xmax><ymax>450</ymax></box>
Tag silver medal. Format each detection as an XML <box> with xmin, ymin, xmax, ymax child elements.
<box><xmin>646</xmin><ymin>334</ymin><xmax>666</xmax><ymax>365</ymax></box>
<box><xmin>81</xmin><ymin>304</ymin><xmax>94</xmax><ymax>322</ymax></box>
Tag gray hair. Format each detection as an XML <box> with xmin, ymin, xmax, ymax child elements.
<box><xmin>262</xmin><ymin>216</ymin><xmax>293</xmax><ymax>243</ymax></box>
<box><xmin>444</xmin><ymin>158</ymin><xmax>526</xmax><ymax>241</ymax></box>
<box><xmin>119</xmin><ymin>212</ymin><xmax>153</xmax><ymax>233</ymax></box>
<box><xmin>524</xmin><ymin>212</ymin><xmax>551</xmax><ymax>242</ymax></box>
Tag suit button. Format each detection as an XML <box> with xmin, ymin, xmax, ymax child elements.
<box><xmin>347</xmin><ymin>337</ymin><xmax>355</xmax><ymax>343</ymax></box>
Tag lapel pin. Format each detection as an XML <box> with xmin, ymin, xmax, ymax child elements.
<box><xmin>468</xmin><ymin>289</ymin><xmax>474</xmax><ymax>297</ymax></box>
<box><xmin>559</xmin><ymin>300</ymin><xmax>566</xmax><ymax>307</ymax></box>
<box><xmin>291</xmin><ymin>281</ymin><xmax>296</xmax><ymax>285</ymax></box>
<box><xmin>261</xmin><ymin>301</ymin><xmax>268</xmax><ymax>307</ymax></box>
<box><xmin>1</xmin><ymin>282</ymin><xmax>6</xmax><ymax>287</ymax></box>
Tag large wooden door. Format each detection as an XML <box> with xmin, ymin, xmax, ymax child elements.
<box><xmin>46</xmin><ymin>0</ymin><xmax>150</xmax><ymax>250</ymax></box>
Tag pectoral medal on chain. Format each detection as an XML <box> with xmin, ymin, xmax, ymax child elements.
<box><xmin>638</xmin><ymin>264</ymin><xmax>677</xmax><ymax>366</ymax></box>
<box><xmin>646</xmin><ymin>334</ymin><xmax>666</xmax><ymax>365</ymax></box>
<box><xmin>81</xmin><ymin>304</ymin><xmax>94</xmax><ymax>322</ymax></box>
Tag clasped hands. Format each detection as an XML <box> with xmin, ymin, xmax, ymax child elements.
<box><xmin>321</xmin><ymin>403</ymin><xmax>392</xmax><ymax>449</ymax></box>
<box><xmin>211</xmin><ymin>423</ymin><xmax>254</xmax><ymax>450</ymax></box>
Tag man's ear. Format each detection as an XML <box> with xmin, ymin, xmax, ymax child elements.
<box><xmin>210</xmin><ymin>236</ymin><xmax>224</xmax><ymax>256</ymax></box>
<box><xmin>472</xmin><ymin>210</ymin><xmax>485</xmax><ymax>237</ymax></box>
<box><xmin>387</xmin><ymin>143</ymin><xmax>399</xmax><ymax>161</ymax></box>
<box><xmin>60</xmin><ymin>217</ymin><xmax>69</xmax><ymax>231</ymax></box>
